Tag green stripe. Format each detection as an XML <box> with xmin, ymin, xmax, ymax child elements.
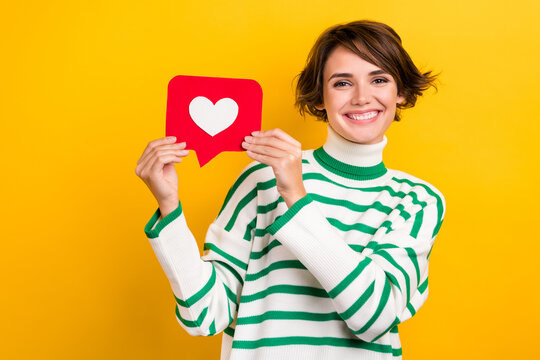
<box><xmin>225</xmin><ymin>188</ymin><xmax>258</xmax><ymax>231</ymax></box>
<box><xmin>144</xmin><ymin>201</ymin><xmax>182</xmax><ymax>239</ymax></box>
<box><xmin>302</xmin><ymin>172</ymin><xmax>428</xmax><ymax>213</ymax></box>
<box><xmin>305</xmin><ymin>172</ymin><xmax>433</xmax><ymax>221</ymax></box>
<box><xmin>224</xmin><ymin>178</ymin><xmax>278</xmax><ymax>231</ymax></box>
<box><xmin>384</xmin><ymin>270</ymin><xmax>401</xmax><ymax>292</ymax></box>
<box><xmin>224</xmin><ymin>326</ymin><xmax>235</xmax><ymax>337</ymax></box>
<box><xmin>329</xmin><ymin>257</ymin><xmax>372</xmax><ymax>298</ymax></box>
<box><xmin>240</xmin><ymin>285</ymin><xmax>329</xmax><ymax>303</ymax></box>
<box><xmin>175</xmin><ymin>305</ymin><xmax>208</xmax><ymax>328</ymax></box>
<box><xmin>364</xmin><ymin>240</ymin><xmax>379</xmax><ymax>251</ymax></box>
<box><xmin>380</xmin><ymin>220</ymin><xmax>393</xmax><ymax>233</ymax></box>
<box><xmin>218</xmin><ymin>163</ymin><xmax>268</xmax><ymax>216</ymax></box>
<box><xmin>266</xmin><ymin>195</ymin><xmax>313</xmax><ymax>235</ymax></box>
<box><xmin>226</xmin><ymin>287</ymin><xmax>233</xmax><ymax>324</ymax></box>
<box><xmin>245</xmin><ymin>260</ymin><xmax>306</xmax><ymax>281</ymax></box>
<box><xmin>204</xmin><ymin>243</ymin><xmax>248</xmax><ymax>270</ymax></box>
<box><xmin>353</xmin><ymin>280</ymin><xmax>392</xmax><ymax>335</ymax></box>
<box><xmin>250</xmin><ymin>242</ymin><xmax>369</xmax><ymax>262</ymax></box>
<box><xmin>254</xmin><ymin>228</ymin><xmax>267</xmax><ymax>237</ymax></box>
<box><xmin>327</xmin><ymin>217</ymin><xmax>377</xmax><ymax>235</ymax></box>
<box><xmin>309</xmin><ymin>193</ymin><xmax>411</xmax><ymax>222</ymax></box>
<box><xmin>222</xmin><ymin>171</ymin><xmax>436</xmax><ymax>235</ymax></box>
<box><xmin>390</xmin><ymin>325</ymin><xmax>399</xmax><ymax>333</ymax></box>
<box><xmin>174</xmin><ymin>266</ymin><xmax>217</xmax><ymax>308</ymax></box>
<box><xmin>418</xmin><ymin>278</ymin><xmax>428</xmax><ymax>294</ymax></box>
<box><xmin>243</xmin><ymin>217</ymin><xmax>257</xmax><ymax>241</ymax></box>
<box><xmin>250</xmin><ymin>239</ymin><xmax>282</xmax><ymax>260</ymax></box>
<box><xmin>375</xmin><ymin>249</ymin><xmax>411</xmax><ymax>303</ymax></box>
<box><xmin>208</xmin><ymin>320</ymin><xmax>216</xmax><ymax>335</ymax></box>
<box><xmin>340</xmin><ymin>280</ymin><xmax>375</xmax><ymax>320</ymax></box>
<box><xmin>237</xmin><ymin>310</ymin><xmax>342</xmax><ymax>325</ymax></box>
<box><xmin>374</xmin><ymin>243</ymin><xmax>420</xmax><ymax>286</ymax></box>
<box><xmin>405</xmin><ymin>247</ymin><xmax>420</xmax><ymax>284</ymax></box>
<box><xmin>372</xmin><ymin>316</ymin><xmax>400</xmax><ymax>342</ymax></box>
<box><xmin>214</xmin><ymin>260</ymin><xmax>244</xmax><ymax>286</ymax></box>
<box><xmin>427</xmin><ymin>243</ymin><xmax>434</xmax><ymax>260</ymax></box>
<box><xmin>223</xmin><ymin>283</ymin><xmax>238</xmax><ymax>304</ymax></box>
<box><xmin>395</xmin><ymin>203</ymin><xmax>411</xmax><ymax>220</ymax></box>
<box><xmin>410</xmin><ymin>207</ymin><xmax>423</xmax><ymax>238</ymax></box>
<box><xmin>257</xmin><ymin>198</ymin><xmax>284</xmax><ymax>214</ymax></box>
<box><xmin>313</xmin><ymin>147</ymin><xmax>388</xmax><ymax>180</ymax></box>
<box><xmin>349</xmin><ymin>244</ymin><xmax>365</xmax><ymax>252</ymax></box>
<box><xmin>392</xmin><ymin>177</ymin><xmax>444</xmax><ymax>237</ymax></box>
<box><xmin>407</xmin><ymin>302</ymin><xmax>417</xmax><ymax>316</ymax></box>
<box><xmin>232</xmin><ymin>336</ymin><xmax>395</xmax><ymax>353</ymax></box>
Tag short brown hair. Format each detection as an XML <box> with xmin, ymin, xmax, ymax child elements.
<box><xmin>295</xmin><ymin>20</ymin><xmax>440</xmax><ymax>122</ymax></box>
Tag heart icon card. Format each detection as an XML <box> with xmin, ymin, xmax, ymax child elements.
<box><xmin>166</xmin><ymin>75</ymin><xmax>263</xmax><ymax>167</ymax></box>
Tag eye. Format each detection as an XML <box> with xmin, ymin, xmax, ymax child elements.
<box><xmin>333</xmin><ymin>81</ymin><xmax>350</xmax><ymax>87</ymax></box>
<box><xmin>373</xmin><ymin>78</ymin><xmax>389</xmax><ymax>84</ymax></box>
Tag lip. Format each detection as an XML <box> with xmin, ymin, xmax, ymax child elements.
<box><xmin>345</xmin><ymin>109</ymin><xmax>382</xmax><ymax>115</ymax></box>
<box><xmin>342</xmin><ymin>110</ymin><xmax>381</xmax><ymax>124</ymax></box>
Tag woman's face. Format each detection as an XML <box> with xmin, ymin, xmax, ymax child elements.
<box><xmin>316</xmin><ymin>45</ymin><xmax>405</xmax><ymax>145</ymax></box>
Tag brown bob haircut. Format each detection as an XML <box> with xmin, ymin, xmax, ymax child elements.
<box><xmin>295</xmin><ymin>20</ymin><xmax>439</xmax><ymax>122</ymax></box>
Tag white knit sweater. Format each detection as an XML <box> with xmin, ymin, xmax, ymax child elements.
<box><xmin>145</xmin><ymin>126</ymin><xmax>446</xmax><ymax>359</ymax></box>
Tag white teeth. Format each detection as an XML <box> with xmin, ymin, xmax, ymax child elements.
<box><xmin>347</xmin><ymin>111</ymin><xmax>379</xmax><ymax>120</ymax></box>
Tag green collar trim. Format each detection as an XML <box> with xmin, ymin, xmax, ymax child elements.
<box><xmin>313</xmin><ymin>147</ymin><xmax>387</xmax><ymax>180</ymax></box>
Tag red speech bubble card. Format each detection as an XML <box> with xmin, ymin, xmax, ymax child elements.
<box><xmin>166</xmin><ymin>75</ymin><xmax>263</xmax><ymax>167</ymax></box>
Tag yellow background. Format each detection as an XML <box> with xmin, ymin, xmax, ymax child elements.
<box><xmin>1</xmin><ymin>0</ymin><xmax>538</xmax><ymax>358</ymax></box>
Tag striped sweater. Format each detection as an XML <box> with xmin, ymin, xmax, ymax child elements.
<box><xmin>144</xmin><ymin>126</ymin><xmax>446</xmax><ymax>359</ymax></box>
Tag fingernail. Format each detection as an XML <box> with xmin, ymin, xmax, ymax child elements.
<box><xmin>168</xmin><ymin>136</ymin><xmax>176</xmax><ymax>141</ymax></box>
<box><xmin>251</xmin><ymin>131</ymin><xmax>259</xmax><ymax>136</ymax></box>
<box><xmin>245</xmin><ymin>136</ymin><xmax>253</xmax><ymax>142</ymax></box>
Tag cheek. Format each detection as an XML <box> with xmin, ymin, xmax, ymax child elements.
<box><xmin>379</xmin><ymin>87</ymin><xmax>400</xmax><ymax>106</ymax></box>
<box><xmin>324</xmin><ymin>89</ymin><xmax>346</xmax><ymax>110</ymax></box>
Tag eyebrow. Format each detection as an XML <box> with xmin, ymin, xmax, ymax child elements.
<box><xmin>328</xmin><ymin>70</ymin><xmax>388</xmax><ymax>82</ymax></box>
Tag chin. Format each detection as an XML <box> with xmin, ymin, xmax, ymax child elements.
<box><xmin>349</xmin><ymin>135</ymin><xmax>382</xmax><ymax>145</ymax></box>
<box><xmin>340</xmin><ymin>127</ymin><xmax>384</xmax><ymax>145</ymax></box>
<box><xmin>330</xmin><ymin>117</ymin><xmax>388</xmax><ymax>145</ymax></box>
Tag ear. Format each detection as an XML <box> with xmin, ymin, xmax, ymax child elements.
<box><xmin>315</xmin><ymin>104</ymin><xmax>325</xmax><ymax>111</ymax></box>
<box><xmin>397</xmin><ymin>95</ymin><xmax>406</xmax><ymax>105</ymax></box>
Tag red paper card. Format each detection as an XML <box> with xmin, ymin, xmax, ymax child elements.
<box><xmin>166</xmin><ymin>75</ymin><xmax>263</xmax><ymax>166</ymax></box>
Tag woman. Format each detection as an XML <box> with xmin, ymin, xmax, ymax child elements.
<box><xmin>136</xmin><ymin>20</ymin><xmax>445</xmax><ymax>359</ymax></box>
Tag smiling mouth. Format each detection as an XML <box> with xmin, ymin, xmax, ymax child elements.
<box><xmin>345</xmin><ymin>111</ymin><xmax>380</xmax><ymax>121</ymax></box>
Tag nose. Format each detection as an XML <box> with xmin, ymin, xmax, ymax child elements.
<box><xmin>351</xmin><ymin>83</ymin><xmax>371</xmax><ymax>105</ymax></box>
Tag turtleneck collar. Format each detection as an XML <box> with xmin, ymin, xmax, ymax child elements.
<box><xmin>312</xmin><ymin>125</ymin><xmax>388</xmax><ymax>180</ymax></box>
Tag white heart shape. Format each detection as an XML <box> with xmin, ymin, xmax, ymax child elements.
<box><xmin>188</xmin><ymin>96</ymin><xmax>239</xmax><ymax>136</ymax></box>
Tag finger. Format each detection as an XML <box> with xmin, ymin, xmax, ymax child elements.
<box><xmin>138</xmin><ymin>141</ymin><xmax>186</xmax><ymax>166</ymax></box>
<box><xmin>138</xmin><ymin>136</ymin><xmax>179</xmax><ymax>164</ymax></box>
<box><xmin>253</xmin><ymin>128</ymin><xmax>301</xmax><ymax>147</ymax></box>
<box><xmin>244</xmin><ymin>134</ymin><xmax>298</xmax><ymax>154</ymax></box>
<box><xmin>246</xmin><ymin>150</ymin><xmax>278</xmax><ymax>167</ymax></box>
<box><xmin>138</xmin><ymin>139</ymin><xmax>185</xmax><ymax>165</ymax></box>
<box><xmin>148</xmin><ymin>153</ymin><xmax>184</xmax><ymax>176</ymax></box>
<box><xmin>242</xmin><ymin>142</ymin><xmax>290</xmax><ymax>159</ymax></box>
<box><xmin>136</xmin><ymin>149</ymin><xmax>188</xmax><ymax>177</ymax></box>
<box><xmin>137</xmin><ymin>155</ymin><xmax>183</xmax><ymax>180</ymax></box>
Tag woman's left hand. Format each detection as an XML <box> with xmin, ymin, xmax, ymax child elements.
<box><xmin>242</xmin><ymin>128</ymin><xmax>307</xmax><ymax>208</ymax></box>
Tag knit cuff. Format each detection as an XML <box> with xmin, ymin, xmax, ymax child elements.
<box><xmin>266</xmin><ymin>194</ymin><xmax>313</xmax><ymax>235</ymax></box>
<box><xmin>144</xmin><ymin>201</ymin><xmax>183</xmax><ymax>239</ymax></box>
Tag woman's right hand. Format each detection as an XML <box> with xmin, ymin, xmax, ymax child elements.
<box><xmin>135</xmin><ymin>136</ymin><xmax>189</xmax><ymax>217</ymax></box>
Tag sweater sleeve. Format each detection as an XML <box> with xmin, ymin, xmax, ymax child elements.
<box><xmin>144</xmin><ymin>163</ymin><xmax>260</xmax><ymax>336</ymax></box>
<box><xmin>266</xmin><ymin>191</ymin><xmax>446</xmax><ymax>343</ymax></box>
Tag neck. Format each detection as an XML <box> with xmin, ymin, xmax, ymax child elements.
<box><xmin>312</xmin><ymin>125</ymin><xmax>388</xmax><ymax>181</ymax></box>
<box><xmin>323</xmin><ymin>125</ymin><xmax>387</xmax><ymax>166</ymax></box>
